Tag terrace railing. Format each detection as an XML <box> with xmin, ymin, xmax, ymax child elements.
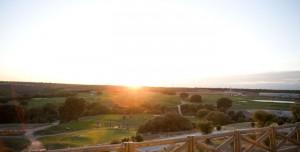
<box><xmin>45</xmin><ymin>122</ymin><xmax>300</xmax><ymax>152</ymax></box>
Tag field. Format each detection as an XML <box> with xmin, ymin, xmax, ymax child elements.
<box><xmin>26</xmin><ymin>90</ymin><xmax>181</xmax><ymax>109</ymax></box>
<box><xmin>2</xmin><ymin>85</ymin><xmax>297</xmax><ymax>150</ymax></box>
<box><xmin>36</xmin><ymin>114</ymin><xmax>153</xmax><ymax>150</ymax></box>
<box><xmin>39</xmin><ymin>128</ymin><xmax>135</xmax><ymax>149</ymax></box>
<box><xmin>26</xmin><ymin>91</ymin><xmax>294</xmax><ymax>111</ymax></box>
<box><xmin>201</xmin><ymin>94</ymin><xmax>293</xmax><ymax>110</ymax></box>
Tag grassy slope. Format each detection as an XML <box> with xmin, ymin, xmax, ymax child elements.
<box><xmin>39</xmin><ymin>128</ymin><xmax>135</xmax><ymax>150</ymax></box>
<box><xmin>36</xmin><ymin>114</ymin><xmax>153</xmax><ymax>149</ymax></box>
<box><xmin>26</xmin><ymin>97</ymin><xmax>66</xmax><ymax>109</ymax></box>
<box><xmin>35</xmin><ymin>114</ymin><xmax>152</xmax><ymax>135</ymax></box>
<box><xmin>0</xmin><ymin>136</ymin><xmax>30</xmax><ymax>152</ymax></box>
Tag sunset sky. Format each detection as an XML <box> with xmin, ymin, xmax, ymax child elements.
<box><xmin>1</xmin><ymin>0</ymin><xmax>300</xmax><ymax>88</ymax></box>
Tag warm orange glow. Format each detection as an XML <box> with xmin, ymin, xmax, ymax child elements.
<box><xmin>109</xmin><ymin>88</ymin><xmax>149</xmax><ymax>108</ymax></box>
<box><xmin>126</xmin><ymin>85</ymin><xmax>142</xmax><ymax>90</ymax></box>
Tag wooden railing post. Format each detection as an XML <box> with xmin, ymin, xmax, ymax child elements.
<box><xmin>187</xmin><ymin>135</ymin><xmax>195</xmax><ymax>152</ymax></box>
<box><xmin>270</xmin><ymin>126</ymin><xmax>277</xmax><ymax>152</ymax></box>
<box><xmin>124</xmin><ymin>142</ymin><xmax>135</xmax><ymax>152</ymax></box>
<box><xmin>296</xmin><ymin>122</ymin><xmax>300</xmax><ymax>143</ymax></box>
<box><xmin>233</xmin><ymin>130</ymin><xmax>241</xmax><ymax>152</ymax></box>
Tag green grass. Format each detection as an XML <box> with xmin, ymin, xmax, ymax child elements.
<box><xmin>26</xmin><ymin>92</ymin><xmax>292</xmax><ymax>112</ymax></box>
<box><xmin>35</xmin><ymin>114</ymin><xmax>152</xmax><ymax>136</ymax></box>
<box><xmin>222</xmin><ymin>122</ymin><xmax>252</xmax><ymax>130</ymax></box>
<box><xmin>39</xmin><ymin>128</ymin><xmax>135</xmax><ymax>150</ymax></box>
<box><xmin>26</xmin><ymin>90</ymin><xmax>180</xmax><ymax>109</ymax></box>
<box><xmin>200</xmin><ymin>94</ymin><xmax>292</xmax><ymax>110</ymax></box>
<box><xmin>36</xmin><ymin>114</ymin><xmax>153</xmax><ymax>150</ymax></box>
<box><xmin>233</xmin><ymin>100</ymin><xmax>292</xmax><ymax>110</ymax></box>
<box><xmin>0</xmin><ymin>136</ymin><xmax>30</xmax><ymax>152</ymax></box>
<box><xmin>26</xmin><ymin>97</ymin><xmax>66</xmax><ymax>109</ymax></box>
<box><xmin>77</xmin><ymin>91</ymin><xmax>181</xmax><ymax>107</ymax></box>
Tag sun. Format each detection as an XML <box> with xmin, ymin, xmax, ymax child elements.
<box><xmin>126</xmin><ymin>84</ymin><xmax>142</xmax><ymax>90</ymax></box>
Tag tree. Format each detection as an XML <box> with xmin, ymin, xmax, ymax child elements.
<box><xmin>206</xmin><ymin>111</ymin><xmax>231</xmax><ymax>126</ymax></box>
<box><xmin>196</xmin><ymin>109</ymin><xmax>210</xmax><ymax>119</ymax></box>
<box><xmin>59</xmin><ymin>97</ymin><xmax>86</xmax><ymax>123</ymax></box>
<box><xmin>137</xmin><ymin>113</ymin><xmax>193</xmax><ymax>133</ymax></box>
<box><xmin>179</xmin><ymin>92</ymin><xmax>189</xmax><ymax>100</ymax></box>
<box><xmin>290</xmin><ymin>104</ymin><xmax>300</xmax><ymax>122</ymax></box>
<box><xmin>0</xmin><ymin>105</ymin><xmax>25</xmax><ymax>123</ymax></box>
<box><xmin>216</xmin><ymin>98</ymin><xmax>233</xmax><ymax>112</ymax></box>
<box><xmin>198</xmin><ymin>120</ymin><xmax>214</xmax><ymax>134</ymax></box>
<box><xmin>253</xmin><ymin>110</ymin><xmax>276</xmax><ymax>127</ymax></box>
<box><xmin>83</xmin><ymin>102</ymin><xmax>110</xmax><ymax>116</ymax></box>
<box><xmin>190</xmin><ymin>94</ymin><xmax>202</xmax><ymax>103</ymax></box>
<box><xmin>27</xmin><ymin>103</ymin><xmax>58</xmax><ymax>123</ymax></box>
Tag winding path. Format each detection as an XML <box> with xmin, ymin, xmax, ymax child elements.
<box><xmin>23</xmin><ymin>122</ymin><xmax>58</xmax><ymax>152</ymax></box>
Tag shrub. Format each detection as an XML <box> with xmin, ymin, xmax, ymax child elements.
<box><xmin>180</xmin><ymin>104</ymin><xmax>198</xmax><ymax>115</ymax></box>
<box><xmin>27</xmin><ymin>103</ymin><xmax>58</xmax><ymax>123</ymax></box>
<box><xmin>137</xmin><ymin>113</ymin><xmax>193</xmax><ymax>133</ymax></box>
<box><xmin>253</xmin><ymin>110</ymin><xmax>277</xmax><ymax>127</ymax></box>
<box><xmin>196</xmin><ymin>109</ymin><xmax>210</xmax><ymax>119</ymax></box>
<box><xmin>206</xmin><ymin>111</ymin><xmax>231</xmax><ymax>126</ymax></box>
<box><xmin>232</xmin><ymin>111</ymin><xmax>247</xmax><ymax>122</ymax></box>
<box><xmin>121</xmin><ymin>137</ymin><xmax>130</xmax><ymax>142</ymax></box>
<box><xmin>251</xmin><ymin>122</ymin><xmax>255</xmax><ymax>128</ymax></box>
<box><xmin>202</xmin><ymin>104</ymin><xmax>216</xmax><ymax>111</ymax></box>
<box><xmin>83</xmin><ymin>102</ymin><xmax>110</xmax><ymax>116</ymax></box>
<box><xmin>179</xmin><ymin>92</ymin><xmax>189</xmax><ymax>100</ymax></box>
<box><xmin>0</xmin><ymin>105</ymin><xmax>25</xmax><ymax>123</ymax></box>
<box><xmin>198</xmin><ymin>120</ymin><xmax>214</xmax><ymax>134</ymax></box>
<box><xmin>131</xmin><ymin>135</ymin><xmax>143</xmax><ymax>142</ymax></box>
<box><xmin>290</xmin><ymin>104</ymin><xmax>300</xmax><ymax>122</ymax></box>
<box><xmin>216</xmin><ymin>98</ymin><xmax>233</xmax><ymax>112</ymax></box>
<box><xmin>216</xmin><ymin>125</ymin><xmax>222</xmax><ymax>131</ymax></box>
<box><xmin>110</xmin><ymin>139</ymin><xmax>121</xmax><ymax>144</ymax></box>
<box><xmin>59</xmin><ymin>97</ymin><xmax>86</xmax><ymax>123</ymax></box>
<box><xmin>134</xmin><ymin>134</ymin><xmax>144</xmax><ymax>142</ymax></box>
<box><xmin>190</xmin><ymin>95</ymin><xmax>202</xmax><ymax>103</ymax></box>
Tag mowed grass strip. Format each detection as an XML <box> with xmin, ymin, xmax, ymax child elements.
<box><xmin>38</xmin><ymin>128</ymin><xmax>135</xmax><ymax>150</ymax></box>
<box><xmin>26</xmin><ymin>97</ymin><xmax>66</xmax><ymax>109</ymax></box>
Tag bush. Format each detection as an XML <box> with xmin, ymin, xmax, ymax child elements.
<box><xmin>290</xmin><ymin>104</ymin><xmax>300</xmax><ymax>122</ymax></box>
<box><xmin>190</xmin><ymin>95</ymin><xmax>202</xmax><ymax>103</ymax></box>
<box><xmin>83</xmin><ymin>102</ymin><xmax>110</xmax><ymax>116</ymax></box>
<box><xmin>202</xmin><ymin>104</ymin><xmax>216</xmax><ymax>111</ymax></box>
<box><xmin>251</xmin><ymin>122</ymin><xmax>255</xmax><ymax>128</ymax></box>
<box><xmin>27</xmin><ymin>103</ymin><xmax>58</xmax><ymax>123</ymax></box>
<box><xmin>216</xmin><ymin>98</ymin><xmax>233</xmax><ymax>112</ymax></box>
<box><xmin>179</xmin><ymin>92</ymin><xmax>189</xmax><ymax>100</ymax></box>
<box><xmin>180</xmin><ymin>104</ymin><xmax>198</xmax><ymax>115</ymax></box>
<box><xmin>110</xmin><ymin>139</ymin><xmax>121</xmax><ymax>144</ymax></box>
<box><xmin>0</xmin><ymin>137</ymin><xmax>30</xmax><ymax>152</ymax></box>
<box><xmin>232</xmin><ymin>111</ymin><xmax>247</xmax><ymax>122</ymax></box>
<box><xmin>206</xmin><ymin>111</ymin><xmax>231</xmax><ymax>126</ymax></box>
<box><xmin>0</xmin><ymin>105</ymin><xmax>25</xmax><ymax>123</ymax></box>
<box><xmin>59</xmin><ymin>97</ymin><xmax>86</xmax><ymax>123</ymax></box>
<box><xmin>198</xmin><ymin>120</ymin><xmax>214</xmax><ymax>134</ymax></box>
<box><xmin>196</xmin><ymin>109</ymin><xmax>210</xmax><ymax>119</ymax></box>
<box><xmin>131</xmin><ymin>135</ymin><xmax>143</xmax><ymax>142</ymax></box>
<box><xmin>253</xmin><ymin>110</ymin><xmax>277</xmax><ymax>127</ymax></box>
<box><xmin>134</xmin><ymin>134</ymin><xmax>144</xmax><ymax>142</ymax></box>
<box><xmin>137</xmin><ymin>113</ymin><xmax>193</xmax><ymax>133</ymax></box>
<box><xmin>216</xmin><ymin>125</ymin><xmax>222</xmax><ymax>131</ymax></box>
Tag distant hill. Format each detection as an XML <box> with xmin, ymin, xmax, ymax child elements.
<box><xmin>199</xmin><ymin>71</ymin><xmax>300</xmax><ymax>90</ymax></box>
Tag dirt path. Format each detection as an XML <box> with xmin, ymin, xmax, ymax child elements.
<box><xmin>23</xmin><ymin>122</ymin><xmax>58</xmax><ymax>152</ymax></box>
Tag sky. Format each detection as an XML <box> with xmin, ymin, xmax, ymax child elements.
<box><xmin>0</xmin><ymin>0</ymin><xmax>300</xmax><ymax>89</ymax></box>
